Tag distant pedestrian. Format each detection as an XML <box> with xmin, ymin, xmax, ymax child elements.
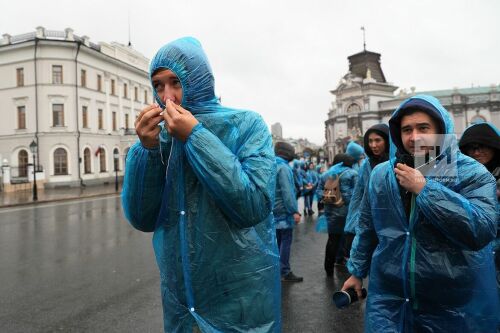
<box><xmin>303</xmin><ymin>162</ymin><xmax>319</xmax><ymax>216</ymax></box>
<box><xmin>316</xmin><ymin>164</ymin><xmax>326</xmax><ymax>214</ymax></box>
<box><xmin>274</xmin><ymin>142</ymin><xmax>303</xmax><ymax>282</ymax></box>
<box><xmin>316</xmin><ymin>153</ymin><xmax>358</xmax><ymax>277</ymax></box>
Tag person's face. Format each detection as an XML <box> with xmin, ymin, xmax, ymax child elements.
<box><xmin>400</xmin><ymin>111</ymin><xmax>439</xmax><ymax>156</ymax></box>
<box><xmin>465</xmin><ymin>144</ymin><xmax>495</xmax><ymax>165</ymax></box>
<box><xmin>308</xmin><ymin>163</ymin><xmax>314</xmax><ymax>170</ymax></box>
<box><xmin>152</xmin><ymin>69</ymin><xmax>183</xmax><ymax>105</ymax></box>
<box><xmin>368</xmin><ymin>133</ymin><xmax>386</xmax><ymax>157</ymax></box>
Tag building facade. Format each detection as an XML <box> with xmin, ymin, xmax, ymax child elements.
<box><xmin>0</xmin><ymin>27</ymin><xmax>153</xmax><ymax>190</ymax></box>
<box><xmin>325</xmin><ymin>50</ymin><xmax>500</xmax><ymax>162</ymax></box>
<box><xmin>271</xmin><ymin>122</ymin><xmax>283</xmax><ymax>140</ymax></box>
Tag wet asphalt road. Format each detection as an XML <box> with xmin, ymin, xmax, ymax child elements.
<box><xmin>0</xmin><ymin>196</ymin><xmax>365</xmax><ymax>332</ymax></box>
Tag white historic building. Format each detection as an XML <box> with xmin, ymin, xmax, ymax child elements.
<box><xmin>0</xmin><ymin>27</ymin><xmax>153</xmax><ymax>190</ymax></box>
<box><xmin>325</xmin><ymin>49</ymin><xmax>500</xmax><ymax>162</ymax></box>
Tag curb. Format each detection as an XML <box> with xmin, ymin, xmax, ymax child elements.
<box><xmin>0</xmin><ymin>191</ymin><xmax>121</xmax><ymax>209</ymax></box>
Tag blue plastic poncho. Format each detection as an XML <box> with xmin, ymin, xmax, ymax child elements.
<box><xmin>346</xmin><ymin>141</ymin><xmax>364</xmax><ymax>172</ymax></box>
<box><xmin>459</xmin><ymin>122</ymin><xmax>500</xmax><ymax>327</ymax></box>
<box><xmin>348</xmin><ymin>95</ymin><xmax>499</xmax><ymax>332</ymax></box>
<box><xmin>345</xmin><ymin>124</ymin><xmax>390</xmax><ymax>234</ymax></box>
<box><xmin>316</xmin><ymin>162</ymin><xmax>358</xmax><ymax>233</ymax></box>
<box><xmin>292</xmin><ymin>160</ymin><xmax>303</xmax><ymax>195</ymax></box>
<box><xmin>298</xmin><ymin>161</ymin><xmax>308</xmax><ymax>196</ymax></box>
<box><xmin>344</xmin><ymin>159</ymin><xmax>370</xmax><ymax>234</ymax></box>
<box><xmin>121</xmin><ymin>37</ymin><xmax>281</xmax><ymax>332</ymax></box>
<box><xmin>273</xmin><ymin>157</ymin><xmax>298</xmax><ymax>230</ymax></box>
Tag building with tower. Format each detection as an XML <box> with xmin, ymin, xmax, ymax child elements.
<box><xmin>325</xmin><ymin>49</ymin><xmax>500</xmax><ymax>162</ymax></box>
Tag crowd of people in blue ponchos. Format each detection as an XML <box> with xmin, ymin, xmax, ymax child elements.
<box><xmin>273</xmin><ymin>98</ymin><xmax>500</xmax><ymax>332</ymax></box>
<box><xmin>122</xmin><ymin>36</ymin><xmax>500</xmax><ymax>332</ymax></box>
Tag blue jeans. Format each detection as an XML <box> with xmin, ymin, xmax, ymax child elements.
<box><xmin>276</xmin><ymin>228</ymin><xmax>293</xmax><ymax>276</ymax></box>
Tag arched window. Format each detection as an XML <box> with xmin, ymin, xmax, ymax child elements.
<box><xmin>113</xmin><ymin>148</ymin><xmax>120</xmax><ymax>171</ymax></box>
<box><xmin>347</xmin><ymin>103</ymin><xmax>361</xmax><ymax>113</ymax></box>
<box><xmin>54</xmin><ymin>148</ymin><xmax>68</xmax><ymax>175</ymax></box>
<box><xmin>18</xmin><ymin>150</ymin><xmax>29</xmax><ymax>177</ymax></box>
<box><xmin>471</xmin><ymin>115</ymin><xmax>486</xmax><ymax>124</ymax></box>
<box><xmin>100</xmin><ymin>148</ymin><xmax>107</xmax><ymax>172</ymax></box>
<box><xmin>83</xmin><ymin>148</ymin><xmax>91</xmax><ymax>174</ymax></box>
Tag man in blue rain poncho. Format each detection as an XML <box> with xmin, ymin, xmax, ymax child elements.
<box><xmin>342</xmin><ymin>95</ymin><xmax>499</xmax><ymax>332</ymax></box>
<box><xmin>121</xmin><ymin>37</ymin><xmax>280</xmax><ymax>332</ymax></box>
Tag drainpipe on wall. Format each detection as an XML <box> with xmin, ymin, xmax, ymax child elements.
<box><xmin>34</xmin><ymin>39</ymin><xmax>39</xmax><ymax>166</ymax></box>
<box><xmin>74</xmin><ymin>42</ymin><xmax>84</xmax><ymax>187</ymax></box>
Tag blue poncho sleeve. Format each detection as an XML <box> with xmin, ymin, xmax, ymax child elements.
<box><xmin>184</xmin><ymin>116</ymin><xmax>275</xmax><ymax>228</ymax></box>
<box><xmin>347</xmin><ymin>173</ymin><xmax>379</xmax><ymax>279</ymax></box>
<box><xmin>121</xmin><ymin>129</ymin><xmax>171</xmax><ymax>232</ymax></box>
<box><xmin>416</xmin><ymin>170</ymin><xmax>497</xmax><ymax>251</ymax></box>
<box><xmin>278</xmin><ymin>165</ymin><xmax>298</xmax><ymax>216</ymax></box>
<box><xmin>341</xmin><ymin>169</ymin><xmax>358</xmax><ymax>206</ymax></box>
<box><xmin>345</xmin><ymin>160</ymin><xmax>370</xmax><ymax>234</ymax></box>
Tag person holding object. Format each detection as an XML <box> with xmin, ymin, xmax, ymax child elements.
<box><xmin>342</xmin><ymin>95</ymin><xmax>499</xmax><ymax>332</ymax></box>
<box><xmin>122</xmin><ymin>37</ymin><xmax>280</xmax><ymax>332</ymax></box>
<box><xmin>273</xmin><ymin>142</ymin><xmax>303</xmax><ymax>282</ymax></box>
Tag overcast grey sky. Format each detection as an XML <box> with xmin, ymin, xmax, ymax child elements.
<box><xmin>2</xmin><ymin>0</ymin><xmax>499</xmax><ymax>144</ymax></box>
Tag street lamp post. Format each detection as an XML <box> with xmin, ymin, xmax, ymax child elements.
<box><xmin>29</xmin><ymin>140</ymin><xmax>38</xmax><ymax>201</ymax></box>
<box><xmin>113</xmin><ymin>151</ymin><xmax>119</xmax><ymax>192</ymax></box>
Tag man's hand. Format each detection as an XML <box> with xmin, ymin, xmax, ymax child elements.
<box><xmin>394</xmin><ymin>163</ymin><xmax>426</xmax><ymax>194</ymax></box>
<box><xmin>293</xmin><ymin>213</ymin><xmax>301</xmax><ymax>224</ymax></box>
<box><xmin>135</xmin><ymin>104</ymin><xmax>163</xmax><ymax>149</ymax></box>
<box><xmin>163</xmin><ymin>99</ymin><xmax>199</xmax><ymax>142</ymax></box>
<box><xmin>341</xmin><ymin>275</ymin><xmax>363</xmax><ymax>299</ymax></box>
